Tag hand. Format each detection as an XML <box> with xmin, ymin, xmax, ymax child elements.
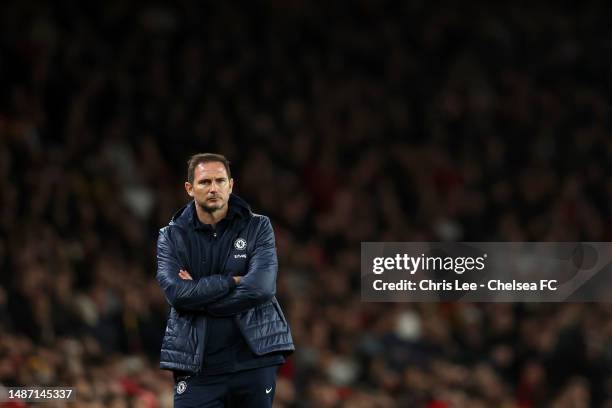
<box><xmin>233</xmin><ymin>276</ymin><xmax>242</xmax><ymax>284</ymax></box>
<box><xmin>179</xmin><ymin>269</ymin><xmax>193</xmax><ymax>280</ymax></box>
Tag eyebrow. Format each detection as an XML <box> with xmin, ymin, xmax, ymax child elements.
<box><xmin>198</xmin><ymin>177</ymin><xmax>227</xmax><ymax>182</ymax></box>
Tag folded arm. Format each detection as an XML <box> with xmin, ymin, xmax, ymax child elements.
<box><xmin>156</xmin><ymin>227</ymin><xmax>236</xmax><ymax>311</ymax></box>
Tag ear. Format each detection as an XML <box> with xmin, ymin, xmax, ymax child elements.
<box><xmin>229</xmin><ymin>178</ymin><xmax>234</xmax><ymax>194</ymax></box>
<box><xmin>185</xmin><ymin>181</ymin><xmax>194</xmax><ymax>197</ymax></box>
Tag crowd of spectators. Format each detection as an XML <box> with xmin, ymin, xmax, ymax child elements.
<box><xmin>1</xmin><ymin>1</ymin><xmax>612</xmax><ymax>407</ymax></box>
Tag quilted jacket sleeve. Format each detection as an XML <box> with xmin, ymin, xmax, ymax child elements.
<box><xmin>206</xmin><ymin>216</ymin><xmax>277</xmax><ymax>317</ymax></box>
<box><xmin>156</xmin><ymin>227</ymin><xmax>236</xmax><ymax>311</ymax></box>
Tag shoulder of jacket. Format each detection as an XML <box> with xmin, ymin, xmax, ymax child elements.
<box><xmin>250</xmin><ymin>213</ymin><xmax>271</xmax><ymax>226</ymax></box>
<box><xmin>159</xmin><ymin>224</ymin><xmax>177</xmax><ymax>234</ymax></box>
<box><xmin>248</xmin><ymin>215</ymin><xmax>274</xmax><ymax>240</ymax></box>
<box><xmin>158</xmin><ymin>223</ymin><xmax>186</xmax><ymax>239</ymax></box>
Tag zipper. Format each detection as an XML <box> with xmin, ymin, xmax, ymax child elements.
<box><xmin>196</xmin><ymin>219</ymin><xmax>245</xmax><ymax>373</ymax></box>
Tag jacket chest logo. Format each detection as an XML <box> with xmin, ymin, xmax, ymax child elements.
<box><xmin>234</xmin><ymin>238</ymin><xmax>247</xmax><ymax>250</ymax></box>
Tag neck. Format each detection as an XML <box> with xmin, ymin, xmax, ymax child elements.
<box><xmin>195</xmin><ymin>202</ymin><xmax>228</xmax><ymax>226</ymax></box>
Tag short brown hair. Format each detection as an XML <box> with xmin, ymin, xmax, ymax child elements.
<box><xmin>187</xmin><ymin>153</ymin><xmax>232</xmax><ymax>183</ymax></box>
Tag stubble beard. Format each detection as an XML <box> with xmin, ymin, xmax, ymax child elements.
<box><xmin>198</xmin><ymin>200</ymin><xmax>225</xmax><ymax>214</ymax></box>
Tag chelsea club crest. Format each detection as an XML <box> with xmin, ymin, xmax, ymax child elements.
<box><xmin>234</xmin><ymin>238</ymin><xmax>247</xmax><ymax>250</ymax></box>
<box><xmin>177</xmin><ymin>380</ymin><xmax>187</xmax><ymax>395</ymax></box>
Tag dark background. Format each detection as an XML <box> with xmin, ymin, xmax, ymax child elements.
<box><xmin>1</xmin><ymin>1</ymin><xmax>611</xmax><ymax>407</ymax></box>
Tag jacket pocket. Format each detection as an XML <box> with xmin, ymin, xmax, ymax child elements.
<box><xmin>272</xmin><ymin>298</ymin><xmax>288</xmax><ymax>326</ymax></box>
<box><xmin>247</xmin><ymin>300</ymin><xmax>275</xmax><ymax>327</ymax></box>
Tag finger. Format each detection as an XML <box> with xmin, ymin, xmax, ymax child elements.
<box><xmin>179</xmin><ymin>271</ymin><xmax>193</xmax><ymax>280</ymax></box>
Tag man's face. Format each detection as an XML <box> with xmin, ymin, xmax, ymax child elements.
<box><xmin>185</xmin><ymin>162</ymin><xmax>233</xmax><ymax>213</ymax></box>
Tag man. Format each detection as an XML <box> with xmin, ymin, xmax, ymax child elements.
<box><xmin>156</xmin><ymin>153</ymin><xmax>294</xmax><ymax>408</ymax></box>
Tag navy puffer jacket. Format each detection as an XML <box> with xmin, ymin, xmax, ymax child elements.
<box><xmin>156</xmin><ymin>194</ymin><xmax>294</xmax><ymax>373</ymax></box>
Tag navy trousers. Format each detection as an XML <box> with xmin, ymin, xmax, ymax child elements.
<box><xmin>173</xmin><ymin>366</ymin><xmax>279</xmax><ymax>408</ymax></box>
